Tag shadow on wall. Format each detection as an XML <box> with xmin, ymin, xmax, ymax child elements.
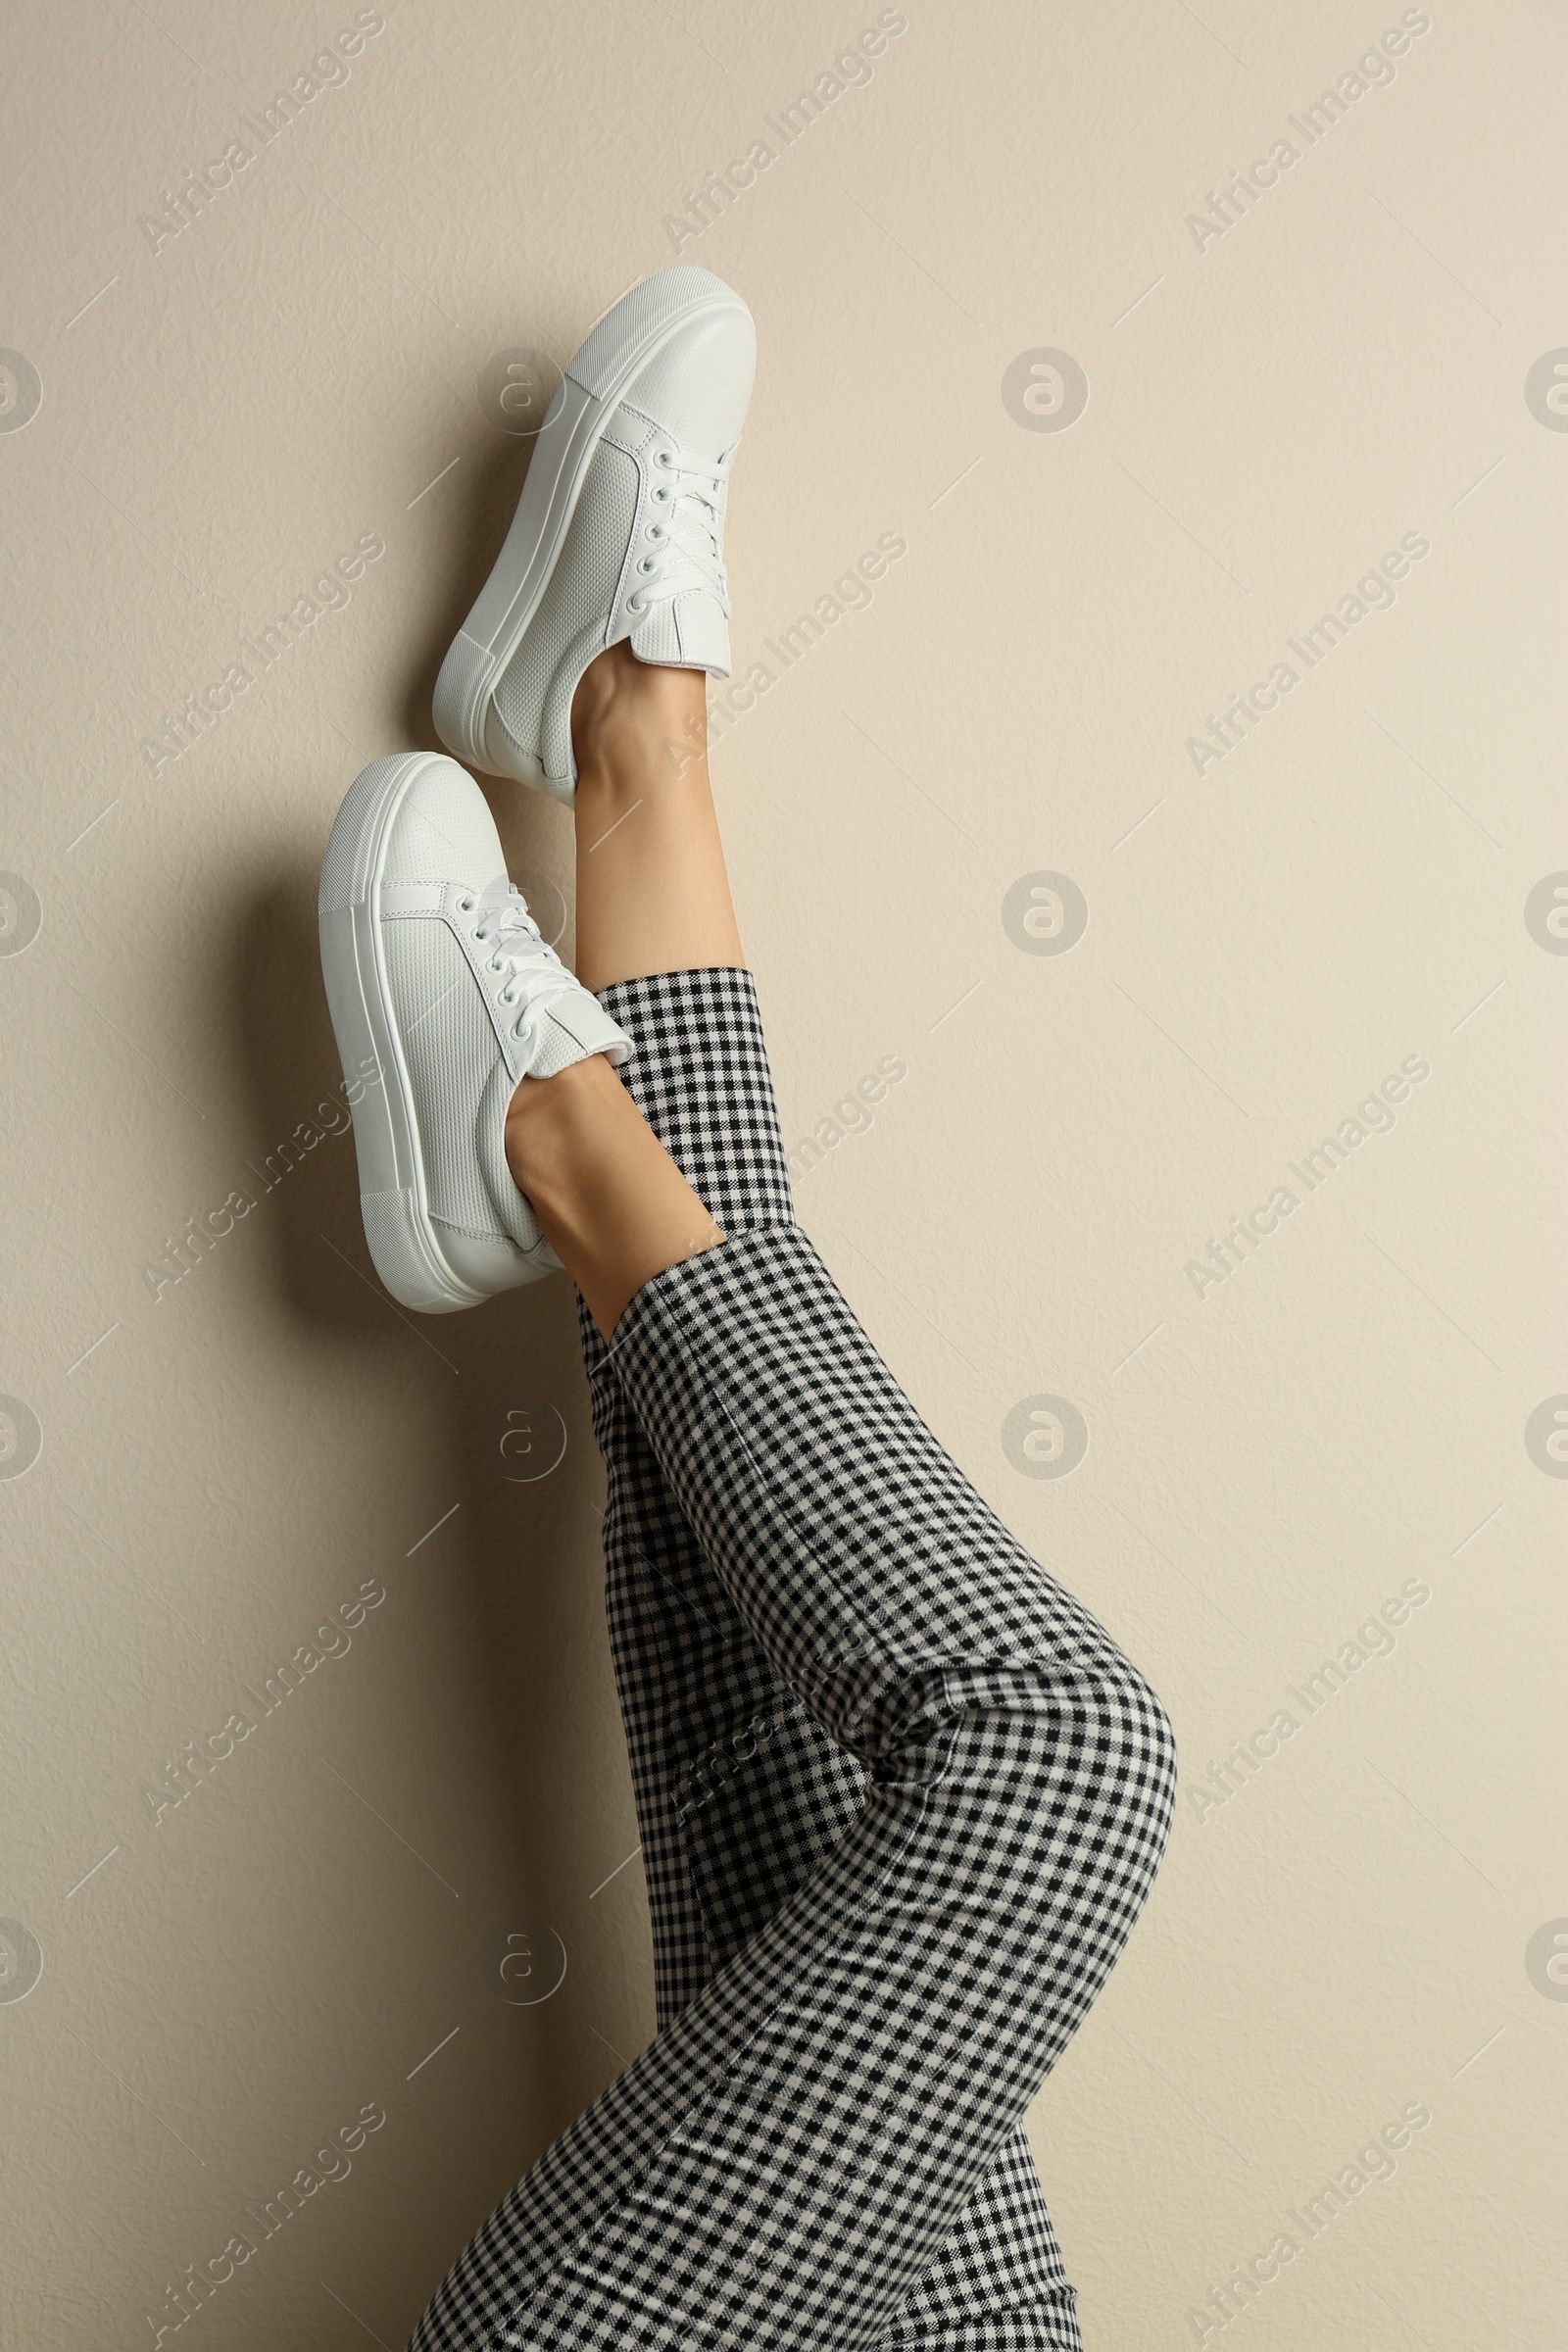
<box><xmin>215</xmin><ymin>802</ymin><xmax>636</xmax><ymax>2291</ymax></box>
<box><xmin>395</xmin><ymin>416</ymin><xmax>544</xmax><ymax>758</ymax></box>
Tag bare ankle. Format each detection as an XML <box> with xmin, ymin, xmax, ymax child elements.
<box><xmin>571</xmin><ymin>643</ymin><xmax>708</xmax><ymax>790</ymax></box>
<box><xmin>503</xmin><ymin>1056</ymin><xmax>609</xmax><ymax>1184</ymax></box>
<box><xmin>500</xmin><ymin>1052</ymin><xmax>726</xmax><ymax>1339</ymax></box>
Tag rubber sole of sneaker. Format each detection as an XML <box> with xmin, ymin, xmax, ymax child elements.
<box><xmin>432</xmin><ymin>266</ymin><xmax>751</xmax><ymax>789</ymax></box>
<box><xmin>318</xmin><ymin>751</ymin><xmax>513</xmax><ymax>1314</ymax></box>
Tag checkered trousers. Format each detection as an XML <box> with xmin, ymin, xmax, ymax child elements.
<box><xmin>408</xmin><ymin>970</ymin><xmax>1175</xmax><ymax>2352</ymax></box>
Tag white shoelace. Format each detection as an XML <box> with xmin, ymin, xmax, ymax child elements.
<box><xmin>626</xmin><ymin>445</ymin><xmax>732</xmax><ymax>618</ymax></box>
<box><xmin>459</xmin><ymin>884</ymin><xmax>580</xmax><ymax>1046</ymax></box>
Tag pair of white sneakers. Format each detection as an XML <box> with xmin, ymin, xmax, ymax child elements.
<box><xmin>318</xmin><ymin>268</ymin><xmax>756</xmax><ymax>1314</ymax></box>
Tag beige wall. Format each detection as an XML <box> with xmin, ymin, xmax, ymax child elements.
<box><xmin>2</xmin><ymin>1</ymin><xmax>1563</xmax><ymax>2344</ymax></box>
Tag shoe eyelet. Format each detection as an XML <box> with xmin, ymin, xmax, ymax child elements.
<box><xmin>626</xmin><ymin>592</ymin><xmax>645</xmax><ymax>614</ymax></box>
<box><xmin>458</xmin><ymin>894</ymin><xmax>475</xmax><ymax>913</ymax></box>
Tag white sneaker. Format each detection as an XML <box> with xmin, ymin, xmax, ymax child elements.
<box><xmin>433</xmin><ymin>265</ymin><xmax>756</xmax><ymax>803</ymax></box>
<box><xmin>318</xmin><ymin>752</ymin><xmax>631</xmax><ymax>1313</ymax></box>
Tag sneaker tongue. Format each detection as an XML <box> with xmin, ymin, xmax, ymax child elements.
<box><xmin>629</xmin><ymin>589</ymin><xmax>730</xmax><ymax>675</ymax></box>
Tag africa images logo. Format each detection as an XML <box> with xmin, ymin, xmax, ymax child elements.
<box><xmin>1183</xmin><ymin>12</ymin><xmax>1434</xmax><ymax>256</ymax></box>
<box><xmin>1184</xmin><ymin>532</ymin><xmax>1431</xmax><ymax>778</ymax></box>
<box><xmin>136</xmin><ymin>13</ymin><xmax>388</xmax><ymax>255</ymax></box>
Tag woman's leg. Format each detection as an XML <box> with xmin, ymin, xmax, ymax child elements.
<box><xmin>406</xmin><ymin>664</ymin><xmax>1174</xmax><ymax>2349</ymax></box>
<box><xmin>567</xmin><ymin>650</ymin><xmax>1086</xmax><ymax>2346</ymax></box>
<box><xmin>568</xmin><ymin>640</ymin><xmax>744</xmax><ymax>991</ymax></box>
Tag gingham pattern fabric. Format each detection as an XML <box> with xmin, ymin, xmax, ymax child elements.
<box><xmin>585</xmin><ymin>974</ymin><xmax>1083</xmax><ymax>2348</ymax></box>
<box><xmin>408</xmin><ymin>971</ymin><xmax>1175</xmax><ymax>2352</ymax></box>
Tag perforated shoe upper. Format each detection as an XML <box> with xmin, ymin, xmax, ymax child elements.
<box><xmin>375</xmin><ymin>762</ymin><xmax>630</xmax><ymax>1281</ymax></box>
<box><xmin>489</xmin><ymin>300</ymin><xmax>756</xmax><ymax>797</ymax></box>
